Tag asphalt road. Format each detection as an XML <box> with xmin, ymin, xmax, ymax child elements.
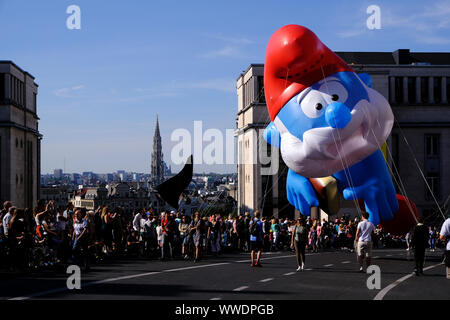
<box><xmin>1</xmin><ymin>248</ymin><xmax>448</xmax><ymax>300</ymax></box>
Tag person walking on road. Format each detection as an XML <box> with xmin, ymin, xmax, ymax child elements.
<box><xmin>411</xmin><ymin>216</ymin><xmax>429</xmax><ymax>276</ymax></box>
<box><xmin>249</xmin><ymin>211</ymin><xmax>263</xmax><ymax>267</ymax></box>
<box><xmin>355</xmin><ymin>212</ymin><xmax>375</xmax><ymax>272</ymax></box>
<box><xmin>439</xmin><ymin>217</ymin><xmax>450</xmax><ymax>279</ymax></box>
<box><xmin>291</xmin><ymin>217</ymin><xmax>307</xmax><ymax>271</ymax></box>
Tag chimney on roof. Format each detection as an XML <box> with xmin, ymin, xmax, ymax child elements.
<box><xmin>393</xmin><ymin>49</ymin><xmax>410</xmax><ymax>65</ymax></box>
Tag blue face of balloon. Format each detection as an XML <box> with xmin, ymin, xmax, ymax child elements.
<box><xmin>277</xmin><ymin>71</ymin><xmax>369</xmax><ymax>142</ymax></box>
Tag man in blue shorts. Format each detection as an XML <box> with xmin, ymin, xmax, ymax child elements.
<box><xmin>249</xmin><ymin>210</ymin><xmax>263</xmax><ymax>267</ymax></box>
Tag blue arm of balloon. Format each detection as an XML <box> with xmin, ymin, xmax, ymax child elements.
<box><xmin>263</xmin><ymin>122</ymin><xmax>281</xmax><ymax>148</ymax></box>
<box><xmin>286</xmin><ymin>169</ymin><xmax>319</xmax><ymax>216</ymax></box>
<box><xmin>333</xmin><ymin>150</ymin><xmax>399</xmax><ymax>226</ymax></box>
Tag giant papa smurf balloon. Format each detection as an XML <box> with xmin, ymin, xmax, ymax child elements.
<box><xmin>263</xmin><ymin>25</ymin><xmax>417</xmax><ymax>231</ymax></box>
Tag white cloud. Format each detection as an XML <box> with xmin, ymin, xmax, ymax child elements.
<box><xmin>53</xmin><ymin>85</ymin><xmax>85</xmax><ymax>98</ymax></box>
<box><xmin>199</xmin><ymin>46</ymin><xmax>239</xmax><ymax>58</ymax></box>
<box><xmin>337</xmin><ymin>29</ymin><xmax>366</xmax><ymax>39</ymax></box>
<box><xmin>382</xmin><ymin>1</ymin><xmax>450</xmax><ymax>44</ymax></box>
<box><xmin>202</xmin><ymin>33</ymin><xmax>255</xmax><ymax>45</ymax></box>
<box><xmin>134</xmin><ymin>78</ymin><xmax>235</xmax><ymax>100</ymax></box>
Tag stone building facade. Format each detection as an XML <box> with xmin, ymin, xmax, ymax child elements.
<box><xmin>70</xmin><ymin>182</ymin><xmax>160</xmax><ymax>213</ymax></box>
<box><xmin>0</xmin><ymin>61</ymin><xmax>41</xmax><ymax>209</ymax></box>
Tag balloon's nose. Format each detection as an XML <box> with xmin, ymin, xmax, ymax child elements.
<box><xmin>325</xmin><ymin>102</ymin><xmax>351</xmax><ymax>129</ymax></box>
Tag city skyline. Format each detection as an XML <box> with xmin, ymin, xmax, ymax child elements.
<box><xmin>1</xmin><ymin>0</ymin><xmax>449</xmax><ymax>174</ymax></box>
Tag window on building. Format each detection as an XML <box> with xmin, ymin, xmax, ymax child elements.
<box><xmin>33</xmin><ymin>93</ymin><xmax>37</xmax><ymax>111</ymax></box>
<box><xmin>257</xmin><ymin>76</ymin><xmax>266</xmax><ymax>103</ymax></box>
<box><xmin>425</xmin><ymin>134</ymin><xmax>439</xmax><ymax>157</ymax></box>
<box><xmin>425</xmin><ymin>172</ymin><xmax>440</xmax><ymax>200</ymax></box>
<box><xmin>0</xmin><ymin>73</ymin><xmax>5</xmax><ymax>101</ymax></box>
<box><xmin>421</xmin><ymin>77</ymin><xmax>429</xmax><ymax>103</ymax></box>
<box><xmin>447</xmin><ymin>77</ymin><xmax>450</xmax><ymax>101</ymax></box>
<box><xmin>424</xmin><ymin>134</ymin><xmax>441</xmax><ymax>200</ymax></box>
<box><xmin>394</xmin><ymin>77</ymin><xmax>403</xmax><ymax>104</ymax></box>
<box><xmin>407</xmin><ymin>77</ymin><xmax>416</xmax><ymax>103</ymax></box>
<box><xmin>433</xmin><ymin>77</ymin><xmax>442</xmax><ymax>104</ymax></box>
<box><xmin>391</xmin><ymin>134</ymin><xmax>401</xmax><ymax>192</ymax></box>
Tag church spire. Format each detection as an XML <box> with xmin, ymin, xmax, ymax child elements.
<box><xmin>154</xmin><ymin>114</ymin><xmax>160</xmax><ymax>138</ymax></box>
<box><xmin>151</xmin><ymin>115</ymin><xmax>164</xmax><ymax>187</ymax></box>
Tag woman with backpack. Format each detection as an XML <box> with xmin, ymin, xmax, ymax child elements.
<box><xmin>291</xmin><ymin>217</ymin><xmax>308</xmax><ymax>271</ymax></box>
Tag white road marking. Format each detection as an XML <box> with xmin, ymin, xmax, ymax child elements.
<box><xmin>10</xmin><ymin>253</ymin><xmax>310</xmax><ymax>300</ymax></box>
<box><xmin>373</xmin><ymin>263</ymin><xmax>443</xmax><ymax>300</ymax></box>
<box><xmin>341</xmin><ymin>261</ymin><xmax>351</xmax><ymax>264</ymax></box>
<box><xmin>304</xmin><ymin>268</ymin><xmax>313</xmax><ymax>271</ymax></box>
<box><xmin>235</xmin><ymin>254</ymin><xmax>296</xmax><ymax>263</ymax></box>
<box><xmin>386</xmin><ymin>254</ymin><xmax>392</xmax><ymax>257</ymax></box>
<box><xmin>233</xmin><ymin>286</ymin><xmax>249</xmax><ymax>292</ymax></box>
<box><xmin>324</xmin><ymin>264</ymin><xmax>334</xmax><ymax>267</ymax></box>
<box><xmin>8</xmin><ymin>250</ymin><xmax>342</xmax><ymax>300</ymax></box>
<box><xmin>284</xmin><ymin>272</ymin><xmax>296</xmax><ymax>276</ymax></box>
<box><xmin>259</xmin><ymin>278</ymin><xmax>274</xmax><ymax>283</ymax></box>
<box><xmin>210</xmin><ymin>297</ymin><xmax>222</xmax><ymax>300</ymax></box>
<box><xmin>8</xmin><ymin>263</ymin><xmax>229</xmax><ymax>300</ymax></box>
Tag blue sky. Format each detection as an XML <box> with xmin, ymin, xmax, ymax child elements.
<box><xmin>1</xmin><ymin>0</ymin><xmax>449</xmax><ymax>174</ymax></box>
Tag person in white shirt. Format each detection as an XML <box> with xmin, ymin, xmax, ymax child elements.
<box><xmin>439</xmin><ymin>217</ymin><xmax>450</xmax><ymax>279</ymax></box>
<box><xmin>2</xmin><ymin>207</ymin><xmax>14</xmax><ymax>237</ymax></box>
<box><xmin>355</xmin><ymin>212</ymin><xmax>375</xmax><ymax>272</ymax></box>
<box><xmin>132</xmin><ymin>211</ymin><xmax>143</xmax><ymax>232</ymax></box>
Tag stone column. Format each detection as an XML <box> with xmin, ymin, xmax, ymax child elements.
<box><xmin>4</xmin><ymin>73</ymin><xmax>11</xmax><ymax>100</ymax></box>
<box><xmin>416</xmin><ymin>76</ymin><xmax>421</xmax><ymax>104</ymax></box>
<box><xmin>389</xmin><ymin>77</ymin><xmax>396</xmax><ymax>103</ymax></box>
<box><xmin>428</xmin><ymin>77</ymin><xmax>434</xmax><ymax>104</ymax></box>
<box><xmin>310</xmin><ymin>206</ymin><xmax>320</xmax><ymax>221</ymax></box>
<box><xmin>442</xmin><ymin>77</ymin><xmax>447</xmax><ymax>104</ymax></box>
<box><xmin>403</xmin><ymin>77</ymin><xmax>408</xmax><ymax>104</ymax></box>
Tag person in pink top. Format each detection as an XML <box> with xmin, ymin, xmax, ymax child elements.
<box><xmin>316</xmin><ymin>222</ymin><xmax>322</xmax><ymax>252</ymax></box>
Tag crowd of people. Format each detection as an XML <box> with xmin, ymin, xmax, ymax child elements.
<box><xmin>0</xmin><ymin>199</ymin><xmax>448</xmax><ymax>273</ymax></box>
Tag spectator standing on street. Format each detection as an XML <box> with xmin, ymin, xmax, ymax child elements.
<box><xmin>411</xmin><ymin>216</ymin><xmax>429</xmax><ymax>276</ymax></box>
<box><xmin>133</xmin><ymin>210</ymin><xmax>143</xmax><ymax>232</ymax></box>
<box><xmin>439</xmin><ymin>217</ymin><xmax>450</xmax><ymax>279</ymax></box>
<box><xmin>72</xmin><ymin>209</ymin><xmax>89</xmax><ymax>269</ymax></box>
<box><xmin>429</xmin><ymin>227</ymin><xmax>437</xmax><ymax>252</ymax></box>
<box><xmin>2</xmin><ymin>206</ymin><xmax>13</xmax><ymax>238</ymax></box>
<box><xmin>355</xmin><ymin>212</ymin><xmax>375</xmax><ymax>272</ymax></box>
<box><xmin>160</xmin><ymin>212</ymin><xmax>172</xmax><ymax>260</ymax></box>
<box><xmin>291</xmin><ymin>217</ymin><xmax>307</xmax><ymax>271</ymax></box>
<box><xmin>236</xmin><ymin>215</ymin><xmax>246</xmax><ymax>251</ymax></box>
<box><xmin>249</xmin><ymin>210</ymin><xmax>263</xmax><ymax>267</ymax></box>
<box><xmin>191</xmin><ymin>212</ymin><xmax>206</xmax><ymax>262</ymax></box>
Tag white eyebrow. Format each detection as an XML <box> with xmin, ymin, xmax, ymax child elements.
<box><xmin>317</xmin><ymin>76</ymin><xmax>340</xmax><ymax>86</ymax></box>
<box><xmin>297</xmin><ymin>87</ymin><xmax>312</xmax><ymax>104</ymax></box>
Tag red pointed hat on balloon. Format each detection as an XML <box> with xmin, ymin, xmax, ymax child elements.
<box><xmin>264</xmin><ymin>24</ymin><xmax>354</xmax><ymax>121</ymax></box>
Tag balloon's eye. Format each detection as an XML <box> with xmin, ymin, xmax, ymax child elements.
<box><xmin>332</xmin><ymin>94</ymin><xmax>339</xmax><ymax>101</ymax></box>
<box><xmin>315</xmin><ymin>103</ymin><xmax>323</xmax><ymax>111</ymax></box>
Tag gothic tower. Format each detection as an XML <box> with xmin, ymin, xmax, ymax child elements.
<box><xmin>151</xmin><ymin>115</ymin><xmax>165</xmax><ymax>186</ymax></box>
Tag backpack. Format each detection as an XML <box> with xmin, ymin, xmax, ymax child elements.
<box><xmin>249</xmin><ymin>219</ymin><xmax>260</xmax><ymax>237</ymax></box>
<box><xmin>295</xmin><ymin>225</ymin><xmax>308</xmax><ymax>243</ymax></box>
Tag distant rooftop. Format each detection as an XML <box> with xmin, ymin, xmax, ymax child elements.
<box><xmin>240</xmin><ymin>49</ymin><xmax>450</xmax><ymax>78</ymax></box>
<box><xmin>0</xmin><ymin>60</ymin><xmax>36</xmax><ymax>79</ymax></box>
<box><xmin>336</xmin><ymin>49</ymin><xmax>450</xmax><ymax>66</ymax></box>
